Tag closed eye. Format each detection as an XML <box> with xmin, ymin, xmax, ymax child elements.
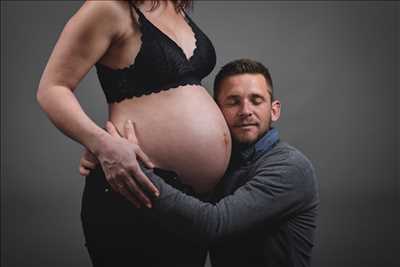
<box><xmin>224</xmin><ymin>96</ymin><xmax>240</xmax><ymax>106</ymax></box>
<box><xmin>251</xmin><ymin>95</ymin><xmax>265</xmax><ymax>105</ymax></box>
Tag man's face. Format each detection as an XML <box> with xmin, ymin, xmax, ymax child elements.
<box><xmin>216</xmin><ymin>74</ymin><xmax>281</xmax><ymax>145</ymax></box>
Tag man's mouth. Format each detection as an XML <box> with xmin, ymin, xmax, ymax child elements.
<box><xmin>236</xmin><ymin>123</ymin><xmax>258</xmax><ymax>129</ymax></box>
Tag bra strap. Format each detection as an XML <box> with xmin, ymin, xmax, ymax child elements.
<box><xmin>131</xmin><ymin>4</ymin><xmax>144</xmax><ymax>17</ymax></box>
<box><xmin>181</xmin><ymin>9</ymin><xmax>190</xmax><ymax>23</ymax></box>
<box><xmin>129</xmin><ymin>3</ymin><xmax>147</xmax><ymax>30</ymax></box>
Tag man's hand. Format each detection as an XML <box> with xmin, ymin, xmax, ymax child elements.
<box><xmin>79</xmin><ymin>120</ymin><xmax>159</xmax><ymax>208</ymax></box>
<box><xmin>79</xmin><ymin>148</ymin><xmax>98</xmax><ymax>177</ymax></box>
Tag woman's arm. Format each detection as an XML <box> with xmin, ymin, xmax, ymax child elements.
<box><xmin>37</xmin><ymin>1</ymin><xmax>158</xmax><ymax>207</ymax></box>
<box><xmin>37</xmin><ymin>1</ymin><xmax>119</xmax><ymax>150</ymax></box>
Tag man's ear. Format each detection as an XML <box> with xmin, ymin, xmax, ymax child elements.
<box><xmin>270</xmin><ymin>100</ymin><xmax>281</xmax><ymax>122</ymax></box>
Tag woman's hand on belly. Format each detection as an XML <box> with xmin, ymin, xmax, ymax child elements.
<box><xmin>109</xmin><ymin>86</ymin><xmax>232</xmax><ymax>193</ymax></box>
<box><xmin>92</xmin><ymin>121</ymin><xmax>160</xmax><ymax>207</ymax></box>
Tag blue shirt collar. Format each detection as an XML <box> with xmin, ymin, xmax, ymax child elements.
<box><xmin>255</xmin><ymin>127</ymin><xmax>280</xmax><ymax>156</ymax></box>
<box><xmin>235</xmin><ymin>127</ymin><xmax>280</xmax><ymax>162</ymax></box>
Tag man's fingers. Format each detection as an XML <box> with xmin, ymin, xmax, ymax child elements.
<box><xmin>131</xmin><ymin>166</ymin><xmax>159</xmax><ymax>198</ymax></box>
<box><xmin>79</xmin><ymin>148</ymin><xmax>98</xmax><ymax>176</ymax></box>
<box><xmin>106</xmin><ymin>121</ymin><xmax>120</xmax><ymax>137</ymax></box>
<box><xmin>79</xmin><ymin>166</ymin><xmax>90</xmax><ymax>176</ymax></box>
<box><xmin>81</xmin><ymin>158</ymin><xmax>96</xmax><ymax>169</ymax></box>
<box><xmin>83</xmin><ymin>149</ymin><xmax>99</xmax><ymax>164</ymax></box>
<box><xmin>124</xmin><ymin>120</ymin><xmax>139</xmax><ymax>144</ymax></box>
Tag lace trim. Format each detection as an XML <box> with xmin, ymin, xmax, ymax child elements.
<box><xmin>137</xmin><ymin>6</ymin><xmax>199</xmax><ymax>62</ymax></box>
<box><xmin>108</xmin><ymin>79</ymin><xmax>202</xmax><ymax>103</ymax></box>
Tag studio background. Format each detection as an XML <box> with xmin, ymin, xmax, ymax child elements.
<box><xmin>1</xmin><ymin>1</ymin><xmax>399</xmax><ymax>267</ymax></box>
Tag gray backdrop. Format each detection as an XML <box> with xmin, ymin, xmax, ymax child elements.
<box><xmin>1</xmin><ymin>1</ymin><xmax>399</xmax><ymax>267</ymax></box>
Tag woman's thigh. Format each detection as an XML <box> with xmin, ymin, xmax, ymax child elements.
<box><xmin>81</xmin><ymin>167</ymin><xmax>154</xmax><ymax>264</ymax></box>
<box><xmin>80</xmin><ymin>166</ymin><xmax>207</xmax><ymax>267</ymax></box>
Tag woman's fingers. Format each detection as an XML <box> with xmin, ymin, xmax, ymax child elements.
<box><xmin>124</xmin><ymin>176</ymin><xmax>152</xmax><ymax>208</ymax></box>
<box><xmin>106</xmin><ymin>120</ymin><xmax>155</xmax><ymax>168</ymax></box>
<box><xmin>108</xmin><ymin>178</ymin><xmax>121</xmax><ymax>195</ymax></box>
<box><xmin>106</xmin><ymin>121</ymin><xmax>120</xmax><ymax>137</ymax></box>
<box><xmin>135</xmin><ymin>145</ymin><xmax>155</xmax><ymax>169</ymax></box>
<box><xmin>106</xmin><ymin>174</ymin><xmax>140</xmax><ymax>208</ymax></box>
<box><xmin>104</xmin><ymin>167</ymin><xmax>152</xmax><ymax>208</ymax></box>
<box><xmin>124</xmin><ymin>120</ymin><xmax>155</xmax><ymax>169</ymax></box>
<box><xmin>102</xmin><ymin>120</ymin><xmax>158</xmax><ymax>204</ymax></box>
<box><xmin>124</xmin><ymin>120</ymin><xmax>139</xmax><ymax>144</ymax></box>
<box><xmin>131</xmin><ymin>163</ymin><xmax>160</xmax><ymax>198</ymax></box>
<box><xmin>118</xmin><ymin>184</ymin><xmax>141</xmax><ymax>208</ymax></box>
<box><xmin>134</xmin><ymin>148</ymin><xmax>159</xmax><ymax>196</ymax></box>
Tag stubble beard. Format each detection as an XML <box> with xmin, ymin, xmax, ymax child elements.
<box><xmin>233</xmin><ymin>120</ymin><xmax>272</xmax><ymax>146</ymax></box>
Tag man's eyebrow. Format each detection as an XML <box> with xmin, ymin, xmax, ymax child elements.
<box><xmin>225</xmin><ymin>94</ymin><xmax>240</xmax><ymax>99</ymax></box>
<box><xmin>251</xmin><ymin>93</ymin><xmax>265</xmax><ymax>99</ymax></box>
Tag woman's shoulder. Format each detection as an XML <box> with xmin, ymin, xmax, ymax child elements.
<box><xmin>70</xmin><ymin>1</ymin><xmax>133</xmax><ymax>37</ymax></box>
<box><xmin>76</xmin><ymin>1</ymin><xmax>128</xmax><ymax>19</ymax></box>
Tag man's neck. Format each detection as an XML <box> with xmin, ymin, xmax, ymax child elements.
<box><xmin>232</xmin><ymin>127</ymin><xmax>272</xmax><ymax>151</ymax></box>
<box><xmin>231</xmin><ymin>127</ymin><xmax>279</xmax><ymax>163</ymax></box>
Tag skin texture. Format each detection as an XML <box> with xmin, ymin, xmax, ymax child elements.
<box><xmin>216</xmin><ymin>73</ymin><xmax>281</xmax><ymax>145</ymax></box>
<box><xmin>37</xmin><ymin>0</ymin><xmax>231</xmax><ymax>208</ymax></box>
<box><xmin>81</xmin><ymin>73</ymin><xmax>282</xmax><ymax>208</ymax></box>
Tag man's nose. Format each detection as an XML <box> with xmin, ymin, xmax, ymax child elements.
<box><xmin>239</xmin><ymin>101</ymin><xmax>253</xmax><ymax>118</ymax></box>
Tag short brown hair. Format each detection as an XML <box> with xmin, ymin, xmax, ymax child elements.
<box><xmin>213</xmin><ymin>59</ymin><xmax>273</xmax><ymax>101</ymax></box>
<box><xmin>130</xmin><ymin>0</ymin><xmax>193</xmax><ymax>12</ymax></box>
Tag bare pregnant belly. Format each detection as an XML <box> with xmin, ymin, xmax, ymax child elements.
<box><xmin>109</xmin><ymin>85</ymin><xmax>232</xmax><ymax>193</ymax></box>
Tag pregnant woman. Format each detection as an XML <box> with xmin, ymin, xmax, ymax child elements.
<box><xmin>36</xmin><ymin>1</ymin><xmax>231</xmax><ymax>266</ymax></box>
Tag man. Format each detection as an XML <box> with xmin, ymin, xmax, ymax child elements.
<box><xmin>81</xmin><ymin>59</ymin><xmax>319</xmax><ymax>266</ymax></box>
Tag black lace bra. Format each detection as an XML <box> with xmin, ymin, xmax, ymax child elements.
<box><xmin>95</xmin><ymin>5</ymin><xmax>216</xmax><ymax>103</ymax></box>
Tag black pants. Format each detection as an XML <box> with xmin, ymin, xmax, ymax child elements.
<box><xmin>81</xmin><ymin>166</ymin><xmax>207</xmax><ymax>267</ymax></box>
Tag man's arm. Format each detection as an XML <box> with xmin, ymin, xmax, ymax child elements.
<box><xmin>80</xmin><ymin>120</ymin><xmax>318</xmax><ymax>243</ymax></box>
<box><xmin>142</xmin><ymin>154</ymin><xmax>318</xmax><ymax>245</ymax></box>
